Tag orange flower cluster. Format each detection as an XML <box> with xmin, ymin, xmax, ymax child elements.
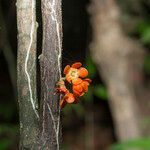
<box><xmin>56</xmin><ymin>62</ymin><xmax>91</xmax><ymax>108</ymax></box>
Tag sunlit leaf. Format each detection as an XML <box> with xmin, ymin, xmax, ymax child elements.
<box><xmin>109</xmin><ymin>138</ymin><xmax>150</xmax><ymax>150</ymax></box>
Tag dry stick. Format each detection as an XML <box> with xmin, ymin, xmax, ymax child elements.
<box><xmin>16</xmin><ymin>0</ymin><xmax>39</xmax><ymax>149</ymax></box>
<box><xmin>39</xmin><ymin>0</ymin><xmax>62</xmax><ymax>149</ymax></box>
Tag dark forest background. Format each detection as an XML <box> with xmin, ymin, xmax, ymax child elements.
<box><xmin>1</xmin><ymin>0</ymin><xmax>150</xmax><ymax>149</ymax></box>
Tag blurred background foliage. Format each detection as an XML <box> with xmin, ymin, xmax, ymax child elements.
<box><xmin>1</xmin><ymin>0</ymin><xmax>150</xmax><ymax>149</ymax></box>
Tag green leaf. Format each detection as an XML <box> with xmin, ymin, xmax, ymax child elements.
<box><xmin>83</xmin><ymin>86</ymin><xmax>93</xmax><ymax>102</ymax></box>
<box><xmin>109</xmin><ymin>138</ymin><xmax>150</xmax><ymax>150</ymax></box>
<box><xmin>94</xmin><ymin>85</ymin><xmax>108</xmax><ymax>100</ymax></box>
<box><xmin>144</xmin><ymin>56</ymin><xmax>150</xmax><ymax>74</ymax></box>
<box><xmin>136</xmin><ymin>21</ymin><xmax>150</xmax><ymax>35</ymax></box>
<box><xmin>136</xmin><ymin>21</ymin><xmax>150</xmax><ymax>44</ymax></box>
<box><xmin>0</xmin><ymin>138</ymin><xmax>12</xmax><ymax>150</ymax></box>
<box><xmin>141</xmin><ymin>28</ymin><xmax>150</xmax><ymax>44</ymax></box>
<box><xmin>0</xmin><ymin>103</ymin><xmax>15</xmax><ymax>121</ymax></box>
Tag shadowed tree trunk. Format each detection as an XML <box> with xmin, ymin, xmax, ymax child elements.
<box><xmin>89</xmin><ymin>0</ymin><xmax>145</xmax><ymax>141</ymax></box>
<box><xmin>17</xmin><ymin>0</ymin><xmax>62</xmax><ymax>149</ymax></box>
<box><xmin>38</xmin><ymin>0</ymin><xmax>62</xmax><ymax>149</ymax></box>
<box><xmin>16</xmin><ymin>0</ymin><xmax>39</xmax><ymax>149</ymax></box>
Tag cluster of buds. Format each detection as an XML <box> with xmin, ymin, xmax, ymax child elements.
<box><xmin>56</xmin><ymin>62</ymin><xmax>91</xmax><ymax>108</ymax></box>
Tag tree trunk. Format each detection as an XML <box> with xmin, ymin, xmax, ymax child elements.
<box><xmin>38</xmin><ymin>0</ymin><xmax>62</xmax><ymax>149</ymax></box>
<box><xmin>89</xmin><ymin>0</ymin><xmax>144</xmax><ymax>141</ymax></box>
<box><xmin>16</xmin><ymin>0</ymin><xmax>39</xmax><ymax>149</ymax></box>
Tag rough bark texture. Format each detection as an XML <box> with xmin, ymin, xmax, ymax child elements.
<box><xmin>16</xmin><ymin>0</ymin><xmax>39</xmax><ymax>149</ymax></box>
<box><xmin>89</xmin><ymin>0</ymin><xmax>145</xmax><ymax>141</ymax></box>
<box><xmin>39</xmin><ymin>0</ymin><xmax>62</xmax><ymax>149</ymax></box>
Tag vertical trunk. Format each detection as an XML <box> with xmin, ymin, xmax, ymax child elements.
<box><xmin>89</xmin><ymin>0</ymin><xmax>143</xmax><ymax>140</ymax></box>
<box><xmin>16</xmin><ymin>0</ymin><xmax>39</xmax><ymax>149</ymax></box>
<box><xmin>39</xmin><ymin>0</ymin><xmax>62</xmax><ymax>149</ymax></box>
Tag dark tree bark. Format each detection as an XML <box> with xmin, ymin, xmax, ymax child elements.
<box><xmin>17</xmin><ymin>0</ymin><xmax>62</xmax><ymax>149</ymax></box>
<box><xmin>89</xmin><ymin>0</ymin><xmax>145</xmax><ymax>141</ymax></box>
<box><xmin>38</xmin><ymin>0</ymin><xmax>62</xmax><ymax>149</ymax></box>
<box><xmin>16</xmin><ymin>0</ymin><xmax>39</xmax><ymax>149</ymax></box>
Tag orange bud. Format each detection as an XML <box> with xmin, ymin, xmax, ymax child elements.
<box><xmin>71</xmin><ymin>62</ymin><xmax>82</xmax><ymax>68</ymax></box>
<box><xmin>64</xmin><ymin>93</ymin><xmax>75</xmax><ymax>103</ymax></box>
<box><xmin>63</xmin><ymin>65</ymin><xmax>70</xmax><ymax>74</ymax></box>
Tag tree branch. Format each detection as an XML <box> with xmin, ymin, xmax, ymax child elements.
<box><xmin>16</xmin><ymin>0</ymin><xmax>39</xmax><ymax>149</ymax></box>
<box><xmin>39</xmin><ymin>0</ymin><xmax>62</xmax><ymax>149</ymax></box>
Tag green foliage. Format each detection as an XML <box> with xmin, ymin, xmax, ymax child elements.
<box><xmin>0</xmin><ymin>124</ymin><xmax>18</xmax><ymax>150</ymax></box>
<box><xmin>0</xmin><ymin>103</ymin><xmax>18</xmax><ymax>150</ymax></box>
<box><xmin>134</xmin><ymin>21</ymin><xmax>150</xmax><ymax>74</ymax></box>
<box><xmin>85</xmin><ymin>54</ymin><xmax>108</xmax><ymax>100</ymax></box>
<box><xmin>0</xmin><ymin>138</ymin><xmax>12</xmax><ymax>150</ymax></box>
<box><xmin>84</xmin><ymin>84</ymin><xmax>108</xmax><ymax>101</ymax></box>
<box><xmin>94</xmin><ymin>85</ymin><xmax>108</xmax><ymax>100</ymax></box>
<box><xmin>85</xmin><ymin>55</ymin><xmax>97</xmax><ymax>79</ymax></box>
<box><xmin>0</xmin><ymin>103</ymin><xmax>15</xmax><ymax>121</ymax></box>
<box><xmin>136</xmin><ymin>21</ymin><xmax>150</xmax><ymax>44</ymax></box>
<box><xmin>63</xmin><ymin>54</ymin><xmax>108</xmax><ymax>117</ymax></box>
<box><xmin>83</xmin><ymin>86</ymin><xmax>93</xmax><ymax>102</ymax></box>
<box><xmin>109</xmin><ymin>138</ymin><xmax>150</xmax><ymax>150</ymax></box>
<box><xmin>144</xmin><ymin>56</ymin><xmax>150</xmax><ymax>74</ymax></box>
<box><xmin>62</xmin><ymin>143</ymin><xmax>70</xmax><ymax>150</ymax></box>
<box><xmin>63</xmin><ymin>104</ymin><xmax>85</xmax><ymax>117</ymax></box>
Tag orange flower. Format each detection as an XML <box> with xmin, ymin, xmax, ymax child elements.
<box><xmin>56</xmin><ymin>79</ymin><xmax>78</xmax><ymax>108</ymax></box>
<box><xmin>55</xmin><ymin>79</ymin><xmax>68</xmax><ymax>94</ymax></box>
<box><xmin>56</xmin><ymin>62</ymin><xmax>92</xmax><ymax>109</ymax></box>
<box><xmin>63</xmin><ymin>62</ymin><xmax>88</xmax><ymax>83</ymax></box>
<box><xmin>72</xmin><ymin>78</ymin><xmax>92</xmax><ymax>97</ymax></box>
<box><xmin>60</xmin><ymin>92</ymin><xmax>77</xmax><ymax>108</ymax></box>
